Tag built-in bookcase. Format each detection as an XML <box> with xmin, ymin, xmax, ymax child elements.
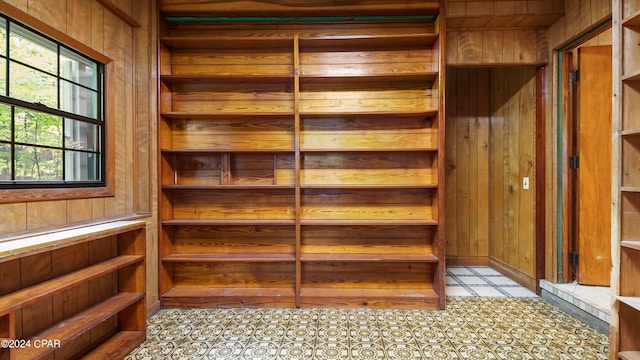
<box><xmin>159</xmin><ymin>11</ymin><xmax>445</xmax><ymax>309</ymax></box>
<box><xmin>612</xmin><ymin>0</ymin><xmax>640</xmax><ymax>358</ymax></box>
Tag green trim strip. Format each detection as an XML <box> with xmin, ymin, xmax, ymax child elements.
<box><xmin>165</xmin><ymin>16</ymin><xmax>435</xmax><ymax>22</ymax></box>
<box><xmin>555</xmin><ymin>18</ymin><xmax>612</xmax><ymax>282</ymax></box>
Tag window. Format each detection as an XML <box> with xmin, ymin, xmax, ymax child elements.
<box><xmin>0</xmin><ymin>15</ymin><xmax>104</xmax><ymax>188</ymax></box>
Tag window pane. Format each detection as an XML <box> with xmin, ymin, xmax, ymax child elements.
<box><xmin>0</xmin><ymin>58</ymin><xmax>6</xmax><ymax>96</ymax></box>
<box><xmin>9</xmin><ymin>23</ymin><xmax>56</xmax><ymax>74</ymax></box>
<box><xmin>65</xmin><ymin>150</ymin><xmax>99</xmax><ymax>181</ymax></box>
<box><xmin>10</xmin><ymin>62</ymin><xmax>57</xmax><ymax>107</ymax></box>
<box><xmin>14</xmin><ymin>107</ymin><xmax>62</xmax><ymax>147</ymax></box>
<box><xmin>0</xmin><ymin>18</ymin><xmax>6</xmax><ymax>57</ymax></box>
<box><xmin>61</xmin><ymin>79</ymin><xmax>98</xmax><ymax>119</ymax></box>
<box><xmin>0</xmin><ymin>103</ymin><xmax>10</xmax><ymax>141</ymax></box>
<box><xmin>15</xmin><ymin>145</ymin><xmax>62</xmax><ymax>181</ymax></box>
<box><xmin>0</xmin><ymin>143</ymin><xmax>10</xmax><ymax>180</ymax></box>
<box><xmin>61</xmin><ymin>48</ymin><xmax>97</xmax><ymax>90</ymax></box>
<box><xmin>65</xmin><ymin>118</ymin><xmax>99</xmax><ymax>151</ymax></box>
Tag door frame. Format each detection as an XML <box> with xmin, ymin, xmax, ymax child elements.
<box><xmin>556</xmin><ymin>20</ymin><xmax>612</xmax><ymax>283</ymax></box>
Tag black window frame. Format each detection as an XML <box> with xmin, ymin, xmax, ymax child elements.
<box><xmin>0</xmin><ymin>13</ymin><xmax>106</xmax><ymax>189</ymax></box>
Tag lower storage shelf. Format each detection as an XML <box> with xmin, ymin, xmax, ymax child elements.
<box><xmin>300</xmin><ymin>287</ymin><xmax>439</xmax><ymax>309</ymax></box>
<box><xmin>162</xmin><ymin>287</ymin><xmax>296</xmax><ymax>307</ymax></box>
<box><xmin>10</xmin><ymin>293</ymin><xmax>144</xmax><ymax>359</ymax></box>
<box><xmin>82</xmin><ymin>331</ymin><xmax>146</xmax><ymax>360</ymax></box>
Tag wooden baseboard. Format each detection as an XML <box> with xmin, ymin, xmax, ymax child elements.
<box><xmin>489</xmin><ymin>258</ymin><xmax>536</xmax><ymax>291</ymax></box>
<box><xmin>445</xmin><ymin>257</ymin><xmax>490</xmax><ymax>266</ymax></box>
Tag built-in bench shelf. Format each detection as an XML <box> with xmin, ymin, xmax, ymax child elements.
<box><xmin>0</xmin><ymin>220</ymin><xmax>146</xmax><ymax>360</ymax></box>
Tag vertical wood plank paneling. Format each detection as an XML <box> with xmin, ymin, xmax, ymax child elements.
<box><xmin>66</xmin><ymin>0</ymin><xmax>92</xmax><ymax>46</ymax></box>
<box><xmin>468</xmin><ymin>68</ymin><xmax>480</xmax><ymax>258</ymax></box>
<box><xmin>477</xmin><ymin>68</ymin><xmax>490</xmax><ymax>258</ymax></box>
<box><xmin>0</xmin><ymin>203</ymin><xmax>27</xmax><ymax>235</ymax></box>
<box><xmin>124</xmin><ymin>25</ymin><xmax>135</xmax><ymax>215</ymax></box>
<box><xmin>490</xmin><ymin>68</ymin><xmax>506</xmax><ymax>262</ymax></box>
<box><xmin>92</xmin><ymin>1</ymin><xmax>105</xmax><ymax>52</ymax></box>
<box><xmin>26</xmin><ymin>201</ymin><xmax>67</xmax><ymax>230</ymax></box>
<box><xmin>519</xmin><ymin>67</ymin><xmax>536</xmax><ymax>278</ymax></box>
<box><xmin>66</xmin><ymin>199</ymin><xmax>93</xmax><ymax>224</ymax></box>
<box><xmin>103</xmin><ymin>10</ymin><xmax>127</xmax><ymax>218</ymax></box>
<box><xmin>483</xmin><ymin>31</ymin><xmax>503</xmax><ymax>63</ymax></box>
<box><xmin>456</xmin><ymin>68</ymin><xmax>471</xmax><ymax>259</ymax></box>
<box><xmin>26</xmin><ymin>0</ymin><xmax>66</xmax><ymax>31</ymax></box>
<box><xmin>3</xmin><ymin>0</ymin><xmax>27</xmax><ymax>12</ymax></box>
<box><xmin>445</xmin><ymin>69</ymin><xmax>459</xmax><ymax>259</ymax></box>
<box><xmin>458</xmin><ymin>31</ymin><xmax>483</xmax><ymax>64</ymax></box>
<box><xmin>506</xmin><ymin>67</ymin><xmax>521</xmax><ymax>270</ymax></box>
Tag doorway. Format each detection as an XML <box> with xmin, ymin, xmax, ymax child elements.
<box><xmin>561</xmin><ymin>31</ymin><xmax>613</xmax><ymax>286</ymax></box>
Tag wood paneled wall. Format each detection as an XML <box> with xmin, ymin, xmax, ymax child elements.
<box><xmin>446</xmin><ymin>67</ymin><xmax>537</xmax><ymax>288</ymax></box>
<box><xmin>0</xmin><ymin>0</ymin><xmax>158</xmax><ymax>312</ymax></box>
<box><xmin>447</xmin><ymin>0</ymin><xmax>565</xmax><ymax>28</ymax></box>
<box><xmin>447</xmin><ymin>29</ymin><xmax>548</xmax><ymax>66</ymax></box>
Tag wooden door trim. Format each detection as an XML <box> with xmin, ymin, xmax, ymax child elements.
<box><xmin>536</xmin><ymin>66</ymin><xmax>546</xmax><ymax>295</ymax></box>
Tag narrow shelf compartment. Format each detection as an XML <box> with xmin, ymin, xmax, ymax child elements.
<box><xmin>162</xmin><ymin>287</ymin><xmax>296</xmax><ymax>307</ymax></box>
<box><xmin>164</xmin><ymin>253</ymin><xmax>295</xmax><ymax>262</ymax></box>
<box><xmin>163</xmin><ymin>219</ymin><xmax>296</xmax><ymax>226</ymax></box>
<box><xmin>160</xmin><ymin>36</ymin><xmax>293</xmax><ymax>50</ymax></box>
<box><xmin>301</xmin><ymin>188</ymin><xmax>438</xmax><ymax>222</ymax></box>
<box><xmin>617</xmin><ymin>296</ymin><xmax>640</xmax><ymax>312</ymax></box>
<box><xmin>298</xmin><ymin>34</ymin><xmax>438</xmax><ymax>50</ymax></box>
<box><xmin>161</xmin><ymin>111</ymin><xmax>295</xmax><ymax>119</ymax></box>
<box><xmin>82</xmin><ymin>331</ymin><xmax>146</xmax><ymax>360</ymax></box>
<box><xmin>301</xmin><ymin>253</ymin><xmax>438</xmax><ymax>262</ymax></box>
<box><xmin>619</xmin><ymin>351</ymin><xmax>640</xmax><ymax>360</ymax></box>
<box><xmin>301</xmin><ymin>151</ymin><xmax>437</xmax><ymax>187</ymax></box>
<box><xmin>623</xmin><ymin>9</ymin><xmax>640</xmax><ymax>27</ymax></box>
<box><xmin>160</xmin><ymin>116</ymin><xmax>294</xmax><ymax>152</ymax></box>
<box><xmin>163</xmin><ymin>184</ymin><xmax>295</xmax><ymax>190</ymax></box>
<box><xmin>622</xmin><ymin>68</ymin><xmax>640</xmax><ymax>81</ymax></box>
<box><xmin>622</xmin><ymin>241</ymin><xmax>640</xmax><ymax>251</ymax></box>
<box><xmin>0</xmin><ymin>255</ymin><xmax>143</xmax><ymax>315</ymax></box>
<box><xmin>300</xmin><ymin>219</ymin><xmax>438</xmax><ymax>226</ymax></box>
<box><xmin>301</xmin><ymin>114</ymin><xmax>437</xmax><ymax>152</ymax></box>
<box><xmin>12</xmin><ymin>292</ymin><xmax>144</xmax><ymax>359</ymax></box>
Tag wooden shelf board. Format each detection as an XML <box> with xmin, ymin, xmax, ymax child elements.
<box><xmin>161</xmin><ymin>36</ymin><xmax>293</xmax><ymax>50</ymax></box>
<box><xmin>300</xmin><ymin>253</ymin><xmax>438</xmax><ymax>262</ymax></box>
<box><xmin>163</xmin><ymin>287</ymin><xmax>296</xmax><ymax>299</ymax></box>
<box><xmin>300</xmin><ymin>110</ymin><xmax>438</xmax><ymax>117</ymax></box>
<box><xmin>300</xmin><ymin>184</ymin><xmax>438</xmax><ymax>189</ymax></box>
<box><xmin>0</xmin><ymin>255</ymin><xmax>143</xmax><ymax>316</ymax></box>
<box><xmin>163</xmin><ymin>185</ymin><xmax>295</xmax><ymax>190</ymax></box>
<box><xmin>298</xmin><ymin>34</ymin><xmax>438</xmax><ymax>50</ymax></box>
<box><xmin>616</xmin><ymin>296</ymin><xmax>640</xmax><ymax>312</ymax></box>
<box><xmin>162</xmin><ymin>219</ymin><xmax>296</xmax><ymax>226</ymax></box>
<box><xmin>164</xmin><ymin>253</ymin><xmax>295</xmax><ymax>262</ymax></box>
<box><xmin>623</xmin><ymin>68</ymin><xmax>640</xmax><ymax>81</ymax></box>
<box><xmin>622</xmin><ymin>128</ymin><xmax>640</xmax><ymax>136</ymax></box>
<box><xmin>161</xmin><ymin>111</ymin><xmax>294</xmax><ymax>119</ymax></box>
<box><xmin>300</xmin><ymin>219</ymin><xmax>438</xmax><ymax>226</ymax></box>
<box><xmin>300</xmin><ymin>147</ymin><xmax>438</xmax><ymax>152</ymax></box>
<box><xmin>301</xmin><ymin>287</ymin><xmax>437</xmax><ymax>299</ymax></box>
<box><xmin>622</xmin><ymin>241</ymin><xmax>640</xmax><ymax>251</ymax></box>
<box><xmin>621</xmin><ymin>187</ymin><xmax>640</xmax><ymax>193</ymax></box>
<box><xmin>0</xmin><ymin>220</ymin><xmax>145</xmax><ymax>259</ymax></box>
<box><xmin>161</xmin><ymin>148</ymin><xmax>295</xmax><ymax>154</ymax></box>
<box><xmin>161</xmin><ymin>74</ymin><xmax>293</xmax><ymax>84</ymax></box>
<box><xmin>299</xmin><ymin>73</ymin><xmax>437</xmax><ymax>85</ymax></box>
<box><xmin>81</xmin><ymin>331</ymin><xmax>146</xmax><ymax>360</ymax></box>
<box><xmin>623</xmin><ymin>9</ymin><xmax>640</xmax><ymax>26</ymax></box>
<box><xmin>13</xmin><ymin>292</ymin><xmax>144</xmax><ymax>359</ymax></box>
<box><xmin>619</xmin><ymin>351</ymin><xmax>640</xmax><ymax>360</ymax></box>
<box><xmin>299</xmin><ymin>110</ymin><xmax>438</xmax><ymax>119</ymax></box>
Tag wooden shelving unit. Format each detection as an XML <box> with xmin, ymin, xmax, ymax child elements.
<box><xmin>159</xmin><ymin>7</ymin><xmax>445</xmax><ymax>309</ymax></box>
<box><xmin>612</xmin><ymin>0</ymin><xmax>640</xmax><ymax>358</ymax></box>
<box><xmin>0</xmin><ymin>220</ymin><xmax>146</xmax><ymax>360</ymax></box>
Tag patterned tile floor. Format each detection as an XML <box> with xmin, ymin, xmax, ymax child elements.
<box><xmin>126</xmin><ymin>267</ymin><xmax>609</xmax><ymax>359</ymax></box>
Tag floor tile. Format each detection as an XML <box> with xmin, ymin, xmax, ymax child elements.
<box><xmin>126</xmin><ymin>268</ymin><xmax>610</xmax><ymax>360</ymax></box>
